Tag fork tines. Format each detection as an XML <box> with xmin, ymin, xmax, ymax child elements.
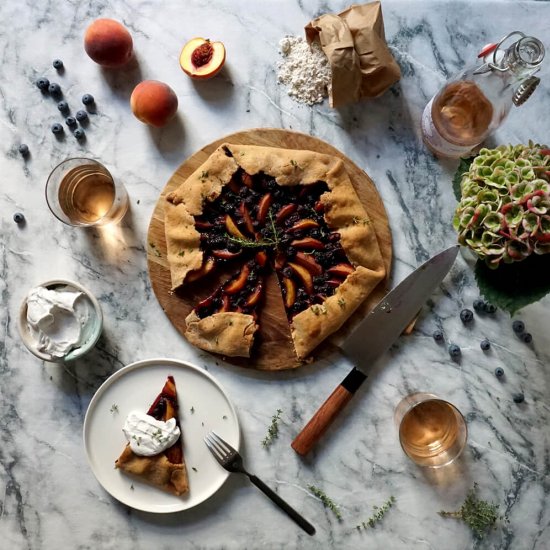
<box><xmin>204</xmin><ymin>431</ymin><xmax>234</xmax><ymax>461</ymax></box>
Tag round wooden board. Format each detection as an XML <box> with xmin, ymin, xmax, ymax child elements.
<box><xmin>147</xmin><ymin>128</ymin><xmax>392</xmax><ymax>370</ymax></box>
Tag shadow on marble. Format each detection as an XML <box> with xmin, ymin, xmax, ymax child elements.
<box><xmin>419</xmin><ymin>447</ymin><xmax>474</xmax><ymax>492</ymax></box>
<box><xmin>199</xmin><ymin>347</ymin><xmax>340</xmax><ymax>384</ymax></box>
<box><xmin>129</xmin><ymin>470</ymin><xmax>249</xmax><ymax>526</ymax></box>
<box><xmin>146</xmin><ymin>114</ymin><xmax>186</xmax><ymax>159</ymax></box>
<box><xmin>58</xmin><ymin>332</ymin><xmax>122</xmax><ymax>397</ymax></box>
<box><xmin>190</xmin><ymin>65</ymin><xmax>235</xmax><ymax>105</ymax></box>
<box><xmin>99</xmin><ymin>55</ymin><xmax>143</xmax><ymax>98</ymax></box>
<box><xmin>78</xmin><ymin>203</ymin><xmax>140</xmax><ymax>265</ymax></box>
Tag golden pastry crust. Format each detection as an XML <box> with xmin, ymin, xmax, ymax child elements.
<box><xmin>185</xmin><ymin>311</ymin><xmax>258</xmax><ymax>357</ymax></box>
<box><xmin>115</xmin><ymin>444</ymin><xmax>189</xmax><ymax>496</ymax></box>
<box><xmin>291</xmin><ymin>266</ymin><xmax>383</xmax><ymax>359</ymax></box>
<box><xmin>164</xmin><ymin>142</ymin><xmax>386</xmax><ymax>360</ymax></box>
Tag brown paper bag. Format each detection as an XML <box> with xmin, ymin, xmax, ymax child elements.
<box><xmin>305</xmin><ymin>1</ymin><xmax>401</xmax><ymax>108</ymax></box>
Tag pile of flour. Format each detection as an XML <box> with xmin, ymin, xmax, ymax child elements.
<box><xmin>277</xmin><ymin>36</ymin><xmax>331</xmax><ymax>105</ymax></box>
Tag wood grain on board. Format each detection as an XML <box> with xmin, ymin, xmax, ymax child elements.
<box><xmin>147</xmin><ymin>128</ymin><xmax>392</xmax><ymax>370</ymax></box>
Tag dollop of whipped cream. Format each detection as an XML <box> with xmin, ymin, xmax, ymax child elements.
<box><xmin>26</xmin><ymin>285</ymin><xmax>92</xmax><ymax>358</ymax></box>
<box><xmin>122</xmin><ymin>411</ymin><xmax>181</xmax><ymax>456</ymax></box>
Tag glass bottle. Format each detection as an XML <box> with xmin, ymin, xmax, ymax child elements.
<box><xmin>421</xmin><ymin>31</ymin><xmax>545</xmax><ymax>158</ymax></box>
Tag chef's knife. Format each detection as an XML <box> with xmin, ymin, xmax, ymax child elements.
<box><xmin>291</xmin><ymin>245</ymin><xmax>459</xmax><ymax>456</ymax></box>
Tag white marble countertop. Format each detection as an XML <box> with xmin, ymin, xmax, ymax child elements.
<box><xmin>1</xmin><ymin>1</ymin><xmax>549</xmax><ymax>548</ymax></box>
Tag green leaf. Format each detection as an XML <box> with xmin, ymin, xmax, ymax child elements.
<box><xmin>474</xmin><ymin>254</ymin><xmax>550</xmax><ymax>315</ymax></box>
<box><xmin>452</xmin><ymin>157</ymin><xmax>475</xmax><ymax>201</ymax></box>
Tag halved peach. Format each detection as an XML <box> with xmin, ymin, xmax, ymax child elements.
<box><xmin>291</xmin><ymin>237</ymin><xmax>325</xmax><ymax>250</ymax></box>
<box><xmin>288</xmin><ymin>219</ymin><xmax>319</xmax><ymax>232</ymax></box>
<box><xmin>224</xmin><ymin>264</ymin><xmax>250</xmax><ymax>294</ymax></box>
<box><xmin>186</xmin><ymin>256</ymin><xmax>215</xmax><ymax>283</ymax></box>
<box><xmin>327</xmin><ymin>263</ymin><xmax>355</xmax><ymax>277</ymax></box>
<box><xmin>282</xmin><ymin>277</ymin><xmax>296</xmax><ymax>308</ymax></box>
<box><xmin>257</xmin><ymin>193</ymin><xmax>273</xmax><ymax>224</ymax></box>
<box><xmin>294</xmin><ymin>252</ymin><xmax>323</xmax><ymax>275</ymax></box>
<box><xmin>288</xmin><ymin>262</ymin><xmax>314</xmax><ymax>294</ymax></box>
<box><xmin>225</xmin><ymin>214</ymin><xmax>246</xmax><ymax>239</ymax></box>
<box><xmin>179</xmin><ymin>38</ymin><xmax>226</xmax><ymax>80</ymax></box>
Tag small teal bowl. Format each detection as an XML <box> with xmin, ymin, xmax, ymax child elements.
<box><xmin>18</xmin><ymin>279</ymin><xmax>103</xmax><ymax>363</ymax></box>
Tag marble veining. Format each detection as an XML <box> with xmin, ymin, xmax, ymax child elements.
<box><xmin>1</xmin><ymin>1</ymin><xmax>550</xmax><ymax>549</ymax></box>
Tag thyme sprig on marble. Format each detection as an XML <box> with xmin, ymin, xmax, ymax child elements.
<box><xmin>356</xmin><ymin>496</ymin><xmax>396</xmax><ymax>530</ymax></box>
<box><xmin>308</xmin><ymin>485</ymin><xmax>343</xmax><ymax>520</ymax></box>
<box><xmin>439</xmin><ymin>484</ymin><xmax>502</xmax><ymax>539</ymax></box>
<box><xmin>261</xmin><ymin>408</ymin><xmax>283</xmax><ymax>447</ymax></box>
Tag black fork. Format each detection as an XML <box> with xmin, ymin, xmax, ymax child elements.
<box><xmin>204</xmin><ymin>431</ymin><xmax>315</xmax><ymax>536</ymax></box>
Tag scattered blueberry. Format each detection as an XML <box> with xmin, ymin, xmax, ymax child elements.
<box><xmin>473</xmin><ymin>298</ymin><xmax>485</xmax><ymax>312</ymax></box>
<box><xmin>460</xmin><ymin>308</ymin><xmax>474</xmax><ymax>323</ymax></box>
<box><xmin>512</xmin><ymin>320</ymin><xmax>525</xmax><ymax>334</ymax></box>
<box><xmin>494</xmin><ymin>367</ymin><xmax>504</xmax><ymax>378</ymax></box>
<box><xmin>73</xmin><ymin>128</ymin><xmax>85</xmax><ymax>140</ymax></box>
<box><xmin>48</xmin><ymin>82</ymin><xmax>62</xmax><ymax>96</ymax></box>
<box><xmin>448</xmin><ymin>343</ymin><xmax>461</xmax><ymax>358</ymax></box>
<box><xmin>484</xmin><ymin>303</ymin><xmax>497</xmax><ymax>314</ymax></box>
<box><xmin>65</xmin><ymin>116</ymin><xmax>77</xmax><ymax>127</ymax></box>
<box><xmin>75</xmin><ymin>110</ymin><xmax>88</xmax><ymax>122</ymax></box>
<box><xmin>82</xmin><ymin>94</ymin><xmax>95</xmax><ymax>106</ymax></box>
<box><xmin>433</xmin><ymin>329</ymin><xmax>444</xmax><ymax>342</ymax></box>
<box><xmin>512</xmin><ymin>392</ymin><xmax>525</xmax><ymax>404</ymax></box>
<box><xmin>51</xmin><ymin>123</ymin><xmax>64</xmax><ymax>135</ymax></box>
<box><xmin>521</xmin><ymin>332</ymin><xmax>533</xmax><ymax>344</ymax></box>
<box><xmin>13</xmin><ymin>212</ymin><xmax>25</xmax><ymax>224</ymax></box>
<box><xmin>36</xmin><ymin>77</ymin><xmax>50</xmax><ymax>91</ymax></box>
<box><xmin>18</xmin><ymin>143</ymin><xmax>29</xmax><ymax>156</ymax></box>
<box><xmin>57</xmin><ymin>101</ymin><xmax>69</xmax><ymax>113</ymax></box>
<box><xmin>53</xmin><ymin>59</ymin><xmax>64</xmax><ymax>69</ymax></box>
<box><xmin>480</xmin><ymin>339</ymin><xmax>491</xmax><ymax>351</ymax></box>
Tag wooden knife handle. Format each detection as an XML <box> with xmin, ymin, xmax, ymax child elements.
<box><xmin>291</xmin><ymin>368</ymin><xmax>366</xmax><ymax>456</ymax></box>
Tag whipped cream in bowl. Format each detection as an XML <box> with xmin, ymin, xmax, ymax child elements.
<box><xmin>18</xmin><ymin>279</ymin><xmax>103</xmax><ymax>362</ymax></box>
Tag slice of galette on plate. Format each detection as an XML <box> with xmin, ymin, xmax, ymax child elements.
<box><xmin>164</xmin><ymin>143</ymin><xmax>386</xmax><ymax>360</ymax></box>
<box><xmin>115</xmin><ymin>376</ymin><xmax>189</xmax><ymax>496</ymax></box>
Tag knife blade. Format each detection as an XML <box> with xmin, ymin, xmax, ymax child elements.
<box><xmin>291</xmin><ymin>245</ymin><xmax>459</xmax><ymax>456</ymax></box>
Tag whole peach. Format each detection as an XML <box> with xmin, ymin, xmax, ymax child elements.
<box><xmin>130</xmin><ymin>80</ymin><xmax>179</xmax><ymax>127</ymax></box>
<box><xmin>84</xmin><ymin>19</ymin><xmax>133</xmax><ymax>68</ymax></box>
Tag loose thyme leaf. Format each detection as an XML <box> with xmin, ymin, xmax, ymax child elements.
<box><xmin>439</xmin><ymin>484</ymin><xmax>502</xmax><ymax>539</ymax></box>
<box><xmin>261</xmin><ymin>408</ymin><xmax>283</xmax><ymax>448</ymax></box>
<box><xmin>190</xmin><ymin>406</ymin><xmax>195</xmax><ymax>414</ymax></box>
<box><xmin>149</xmin><ymin>242</ymin><xmax>161</xmax><ymax>257</ymax></box>
<box><xmin>356</xmin><ymin>496</ymin><xmax>396</xmax><ymax>530</ymax></box>
<box><xmin>110</xmin><ymin>404</ymin><xmax>119</xmax><ymax>414</ymax></box>
<box><xmin>308</xmin><ymin>485</ymin><xmax>342</xmax><ymax>520</ymax></box>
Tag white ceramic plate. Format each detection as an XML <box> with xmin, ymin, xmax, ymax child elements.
<box><xmin>83</xmin><ymin>358</ymin><xmax>240</xmax><ymax>513</ymax></box>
